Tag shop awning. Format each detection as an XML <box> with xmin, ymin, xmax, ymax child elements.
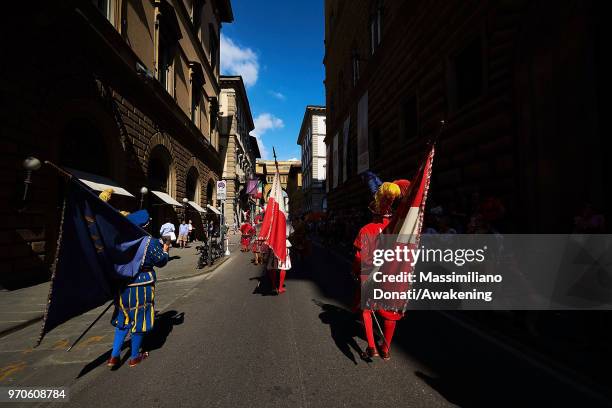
<box><xmin>207</xmin><ymin>204</ymin><xmax>222</xmax><ymax>215</ymax></box>
<box><xmin>65</xmin><ymin>168</ymin><xmax>135</xmax><ymax>197</ymax></box>
<box><xmin>187</xmin><ymin>201</ymin><xmax>206</xmax><ymax>213</ymax></box>
<box><xmin>151</xmin><ymin>190</ymin><xmax>182</xmax><ymax>206</ymax></box>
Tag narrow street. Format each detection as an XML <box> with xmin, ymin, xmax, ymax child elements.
<box><xmin>0</xmin><ymin>239</ymin><xmax>608</xmax><ymax>407</ymax></box>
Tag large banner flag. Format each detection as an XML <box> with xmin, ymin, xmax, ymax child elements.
<box><xmin>37</xmin><ymin>176</ymin><xmax>149</xmax><ymax>345</ymax></box>
<box><xmin>258</xmin><ymin>163</ymin><xmax>287</xmax><ymax>263</ymax></box>
<box><xmin>364</xmin><ymin>144</ymin><xmax>436</xmax><ymax>313</ymax></box>
<box><xmin>246</xmin><ymin>179</ymin><xmax>259</xmax><ymax>196</ymax></box>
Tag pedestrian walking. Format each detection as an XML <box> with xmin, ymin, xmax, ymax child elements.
<box><xmin>159</xmin><ymin>218</ymin><xmax>175</xmax><ymax>255</ymax></box>
<box><xmin>107</xmin><ymin>210</ymin><xmax>169</xmax><ymax>368</ymax></box>
<box><xmin>178</xmin><ymin>220</ymin><xmax>189</xmax><ymax>248</ymax></box>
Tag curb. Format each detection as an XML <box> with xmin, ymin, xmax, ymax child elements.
<box><xmin>157</xmin><ymin>254</ymin><xmax>231</xmax><ymax>282</ymax></box>
<box><xmin>0</xmin><ymin>254</ymin><xmax>235</xmax><ymax>340</ymax></box>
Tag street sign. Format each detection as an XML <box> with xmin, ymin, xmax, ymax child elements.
<box><xmin>217</xmin><ymin>180</ymin><xmax>226</xmax><ymax>200</ymax></box>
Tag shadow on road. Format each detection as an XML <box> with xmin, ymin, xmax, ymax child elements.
<box><xmin>250</xmin><ymin>274</ymin><xmax>274</xmax><ymax>296</ymax></box>
<box><xmin>76</xmin><ymin>310</ymin><xmax>184</xmax><ymax>378</ymax></box>
<box><xmin>142</xmin><ymin>310</ymin><xmax>184</xmax><ymax>353</ymax></box>
<box><xmin>285</xmin><ymin>242</ymin><xmax>355</xmax><ymax>305</ymax></box>
<box><xmin>292</xmin><ymin>241</ymin><xmax>612</xmax><ymax>407</ymax></box>
<box><xmin>313</xmin><ymin>300</ymin><xmax>370</xmax><ymax>365</ymax></box>
<box><xmin>77</xmin><ymin>342</ymin><xmax>130</xmax><ymax>378</ymax></box>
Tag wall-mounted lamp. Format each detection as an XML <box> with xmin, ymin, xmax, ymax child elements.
<box><xmin>139</xmin><ymin>186</ymin><xmax>148</xmax><ymax>209</ymax></box>
<box><xmin>182</xmin><ymin>197</ymin><xmax>189</xmax><ymax>222</ymax></box>
<box><xmin>22</xmin><ymin>156</ymin><xmax>42</xmax><ymax>201</ymax></box>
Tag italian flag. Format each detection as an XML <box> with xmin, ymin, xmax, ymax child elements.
<box><xmin>257</xmin><ymin>163</ymin><xmax>287</xmax><ymax>263</ymax></box>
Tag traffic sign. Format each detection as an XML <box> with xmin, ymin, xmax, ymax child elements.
<box><xmin>217</xmin><ymin>180</ymin><xmax>226</xmax><ymax>200</ymax></box>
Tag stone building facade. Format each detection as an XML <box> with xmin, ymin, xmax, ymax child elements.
<box><xmin>219</xmin><ymin>76</ymin><xmax>259</xmax><ymax>225</ymax></box>
<box><xmin>0</xmin><ymin>0</ymin><xmax>233</xmax><ymax>289</ymax></box>
<box><xmin>297</xmin><ymin>106</ymin><xmax>327</xmax><ymax>214</ymax></box>
<box><xmin>323</xmin><ymin>0</ymin><xmax>608</xmax><ymax>233</ymax></box>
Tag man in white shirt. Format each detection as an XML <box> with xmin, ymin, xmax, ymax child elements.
<box><xmin>159</xmin><ymin>219</ymin><xmax>175</xmax><ymax>254</ymax></box>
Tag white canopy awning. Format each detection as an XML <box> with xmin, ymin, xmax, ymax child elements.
<box><xmin>207</xmin><ymin>204</ymin><xmax>222</xmax><ymax>215</ymax></box>
<box><xmin>65</xmin><ymin>168</ymin><xmax>135</xmax><ymax>197</ymax></box>
<box><xmin>188</xmin><ymin>201</ymin><xmax>206</xmax><ymax>213</ymax></box>
<box><xmin>151</xmin><ymin>190</ymin><xmax>182</xmax><ymax>206</ymax></box>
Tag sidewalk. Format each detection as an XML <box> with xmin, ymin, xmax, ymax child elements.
<box><xmin>0</xmin><ymin>234</ymin><xmax>240</xmax><ymax>339</ymax></box>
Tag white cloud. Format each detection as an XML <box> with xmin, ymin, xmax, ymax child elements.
<box><xmin>251</xmin><ymin>113</ymin><xmax>284</xmax><ymax>159</ymax></box>
<box><xmin>288</xmin><ymin>157</ymin><xmax>299</xmax><ymax>162</ymax></box>
<box><xmin>220</xmin><ymin>35</ymin><xmax>259</xmax><ymax>87</ymax></box>
<box><xmin>268</xmin><ymin>90</ymin><xmax>286</xmax><ymax>101</ymax></box>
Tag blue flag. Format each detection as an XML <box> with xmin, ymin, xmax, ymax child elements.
<box><xmin>37</xmin><ymin>177</ymin><xmax>149</xmax><ymax>345</ymax></box>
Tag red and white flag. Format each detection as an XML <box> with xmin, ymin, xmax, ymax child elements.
<box><xmin>365</xmin><ymin>144</ymin><xmax>436</xmax><ymax>312</ymax></box>
<box><xmin>258</xmin><ymin>164</ymin><xmax>287</xmax><ymax>263</ymax></box>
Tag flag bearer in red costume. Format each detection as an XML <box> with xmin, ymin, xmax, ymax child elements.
<box><xmin>258</xmin><ymin>147</ymin><xmax>291</xmax><ymax>295</ymax></box>
<box><xmin>353</xmin><ymin>174</ymin><xmax>402</xmax><ymax>359</ymax></box>
<box><xmin>356</xmin><ymin>144</ymin><xmax>436</xmax><ymax>360</ymax></box>
<box><xmin>240</xmin><ymin>221</ymin><xmax>254</xmax><ymax>252</ymax></box>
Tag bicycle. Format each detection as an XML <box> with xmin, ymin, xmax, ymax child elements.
<box><xmin>209</xmin><ymin>234</ymin><xmax>224</xmax><ymax>261</ymax></box>
<box><xmin>195</xmin><ymin>237</ymin><xmax>214</xmax><ymax>269</ymax></box>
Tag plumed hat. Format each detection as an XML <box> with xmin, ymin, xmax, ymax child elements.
<box><xmin>126</xmin><ymin>209</ymin><xmax>150</xmax><ymax>227</ymax></box>
<box><xmin>360</xmin><ymin>170</ymin><xmax>383</xmax><ymax>196</ymax></box>
<box><xmin>369</xmin><ymin>182</ymin><xmax>401</xmax><ymax>216</ymax></box>
<box><xmin>99</xmin><ymin>188</ymin><xmax>114</xmax><ymax>202</ymax></box>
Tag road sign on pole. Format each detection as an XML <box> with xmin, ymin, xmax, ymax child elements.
<box><xmin>217</xmin><ymin>180</ymin><xmax>226</xmax><ymax>200</ymax></box>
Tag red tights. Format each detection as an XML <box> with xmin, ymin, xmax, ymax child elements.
<box><xmin>362</xmin><ymin>310</ymin><xmax>397</xmax><ymax>353</ymax></box>
<box><xmin>268</xmin><ymin>269</ymin><xmax>286</xmax><ymax>293</ymax></box>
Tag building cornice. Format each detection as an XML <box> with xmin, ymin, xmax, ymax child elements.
<box><xmin>220</xmin><ymin>75</ymin><xmax>255</xmax><ymax>131</ymax></box>
<box><xmin>172</xmin><ymin>0</ymin><xmax>221</xmax><ymax>95</ymax></box>
<box><xmin>297</xmin><ymin>105</ymin><xmax>326</xmax><ymax>145</ymax></box>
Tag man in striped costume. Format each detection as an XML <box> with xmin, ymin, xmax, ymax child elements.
<box><xmin>107</xmin><ymin>209</ymin><xmax>169</xmax><ymax>368</ymax></box>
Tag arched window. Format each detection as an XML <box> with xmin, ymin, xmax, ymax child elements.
<box><xmin>186</xmin><ymin>167</ymin><xmax>200</xmax><ymax>202</ymax></box>
<box><xmin>206</xmin><ymin>179</ymin><xmax>215</xmax><ymax>204</ymax></box>
<box><xmin>148</xmin><ymin>145</ymin><xmax>173</xmax><ymax>193</ymax></box>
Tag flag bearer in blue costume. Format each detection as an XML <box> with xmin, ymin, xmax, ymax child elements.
<box><xmin>106</xmin><ymin>209</ymin><xmax>169</xmax><ymax>368</ymax></box>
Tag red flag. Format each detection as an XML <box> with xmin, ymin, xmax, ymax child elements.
<box><xmin>366</xmin><ymin>144</ymin><xmax>436</xmax><ymax>312</ymax></box>
<box><xmin>258</xmin><ymin>165</ymin><xmax>287</xmax><ymax>262</ymax></box>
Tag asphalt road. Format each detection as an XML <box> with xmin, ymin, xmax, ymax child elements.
<box><xmin>1</xmin><ymin>243</ymin><xmax>610</xmax><ymax>408</ymax></box>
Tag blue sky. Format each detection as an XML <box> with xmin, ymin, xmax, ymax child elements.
<box><xmin>220</xmin><ymin>0</ymin><xmax>325</xmax><ymax>160</ymax></box>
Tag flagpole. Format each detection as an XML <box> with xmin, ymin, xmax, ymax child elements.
<box><xmin>272</xmin><ymin>146</ymin><xmax>279</xmax><ymax>173</ymax></box>
<box><xmin>66</xmin><ymin>301</ymin><xmax>114</xmax><ymax>351</ymax></box>
<box><xmin>371</xmin><ymin>310</ymin><xmax>391</xmax><ymax>356</ymax></box>
<box><xmin>44</xmin><ymin>160</ymin><xmax>73</xmax><ymax>180</ymax></box>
